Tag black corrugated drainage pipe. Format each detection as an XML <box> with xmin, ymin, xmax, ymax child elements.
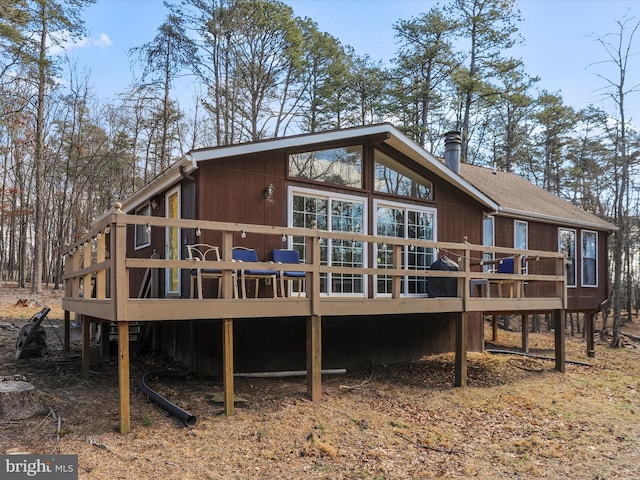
<box><xmin>139</xmin><ymin>371</ymin><xmax>197</xmax><ymax>427</ymax></box>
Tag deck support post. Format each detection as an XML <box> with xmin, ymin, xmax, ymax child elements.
<box><xmin>521</xmin><ymin>314</ymin><xmax>529</xmax><ymax>353</ymax></box>
<box><xmin>553</xmin><ymin>309</ymin><xmax>565</xmax><ymax>373</ymax></box>
<box><xmin>64</xmin><ymin>310</ymin><xmax>70</xmax><ymax>353</ymax></box>
<box><xmin>455</xmin><ymin>313</ymin><xmax>468</xmax><ymax>387</ymax></box>
<box><xmin>306</xmin><ymin>315</ymin><xmax>322</xmax><ymax>401</ymax></box>
<box><xmin>223</xmin><ymin>318</ymin><xmax>235</xmax><ymax>416</ymax></box>
<box><xmin>586</xmin><ymin>312</ymin><xmax>595</xmax><ymax>358</ymax></box>
<box><xmin>82</xmin><ymin>315</ymin><xmax>90</xmax><ymax>379</ymax></box>
<box><xmin>118</xmin><ymin>321</ymin><xmax>131</xmax><ymax>434</ymax></box>
<box><xmin>491</xmin><ymin>315</ymin><xmax>498</xmax><ymax>341</ymax></box>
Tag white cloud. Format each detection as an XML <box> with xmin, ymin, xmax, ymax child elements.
<box><xmin>94</xmin><ymin>33</ymin><xmax>112</xmax><ymax>49</ymax></box>
<box><xmin>48</xmin><ymin>33</ymin><xmax>112</xmax><ymax>55</ymax></box>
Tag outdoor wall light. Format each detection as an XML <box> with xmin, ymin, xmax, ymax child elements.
<box><xmin>263</xmin><ymin>184</ymin><xmax>275</xmax><ymax>200</ymax></box>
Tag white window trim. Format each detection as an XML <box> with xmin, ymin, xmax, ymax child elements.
<box><xmin>581</xmin><ymin>229</ymin><xmax>598</xmax><ymax>288</ymax></box>
<box><xmin>134</xmin><ymin>203</ymin><xmax>152</xmax><ymax>250</ymax></box>
<box><xmin>288</xmin><ymin>186</ymin><xmax>368</xmax><ymax>297</ymax></box>
<box><xmin>558</xmin><ymin>228</ymin><xmax>577</xmax><ymax>289</ymax></box>
<box><xmin>373</xmin><ymin>198</ymin><xmax>437</xmax><ymax>298</ymax></box>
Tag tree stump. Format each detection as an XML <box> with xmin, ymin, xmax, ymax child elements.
<box><xmin>0</xmin><ymin>381</ymin><xmax>41</xmax><ymax>420</ymax></box>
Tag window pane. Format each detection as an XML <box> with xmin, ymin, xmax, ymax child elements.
<box><xmin>289</xmin><ymin>145</ymin><xmax>363</xmax><ymax>188</ymax></box>
<box><xmin>374</xmin><ymin>149</ymin><xmax>433</xmax><ymax>200</ymax></box>
<box><xmin>135</xmin><ymin>204</ymin><xmax>151</xmax><ymax>249</ymax></box>
<box><xmin>559</xmin><ymin>229</ymin><xmax>576</xmax><ymax>287</ymax></box>
<box><xmin>330</xmin><ymin>200</ymin><xmax>364</xmax><ymax>294</ymax></box>
<box><xmin>292</xmin><ymin>195</ymin><xmax>328</xmax><ymax>293</ymax></box>
<box><xmin>515</xmin><ymin>221</ymin><xmax>528</xmax><ymax>249</ymax></box>
<box><xmin>375</xmin><ymin>203</ymin><xmax>436</xmax><ymax>296</ymax></box>
<box><xmin>291</xmin><ymin>191</ymin><xmax>365</xmax><ymax>295</ymax></box>
<box><xmin>376</xmin><ymin>206</ymin><xmax>404</xmax><ymax>294</ymax></box>
<box><xmin>407</xmin><ymin>210</ymin><xmax>434</xmax><ymax>294</ymax></box>
<box><xmin>582</xmin><ymin>231</ymin><xmax>597</xmax><ymax>286</ymax></box>
<box><xmin>483</xmin><ymin>216</ymin><xmax>494</xmax><ymax>271</ymax></box>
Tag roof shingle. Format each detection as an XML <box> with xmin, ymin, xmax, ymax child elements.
<box><xmin>459</xmin><ymin>163</ymin><xmax>615</xmax><ymax>231</ymax></box>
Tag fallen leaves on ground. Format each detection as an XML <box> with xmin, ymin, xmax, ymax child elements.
<box><xmin>0</xmin><ymin>284</ymin><xmax>639</xmax><ymax>479</ymax></box>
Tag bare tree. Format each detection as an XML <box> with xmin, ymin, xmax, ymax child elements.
<box><xmin>592</xmin><ymin>15</ymin><xmax>640</xmax><ymax>345</ymax></box>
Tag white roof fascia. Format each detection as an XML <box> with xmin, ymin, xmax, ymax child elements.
<box><xmin>187</xmin><ymin>124</ymin><xmax>395</xmax><ymax>162</ymax></box>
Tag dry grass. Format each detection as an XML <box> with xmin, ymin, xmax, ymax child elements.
<box><xmin>1</xmin><ymin>284</ymin><xmax>639</xmax><ymax>479</ymax></box>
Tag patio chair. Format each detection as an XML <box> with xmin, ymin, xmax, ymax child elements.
<box><xmin>232</xmin><ymin>247</ymin><xmax>277</xmax><ymax>298</ymax></box>
<box><xmin>491</xmin><ymin>256</ymin><xmax>527</xmax><ymax>298</ymax></box>
<box><xmin>186</xmin><ymin>243</ymin><xmax>237</xmax><ymax>299</ymax></box>
<box><xmin>272</xmin><ymin>249</ymin><xmax>306</xmax><ymax>297</ymax></box>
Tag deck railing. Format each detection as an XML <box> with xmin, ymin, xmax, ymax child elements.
<box><xmin>61</xmin><ymin>205</ymin><xmax>569</xmax><ymax>434</ymax></box>
<box><xmin>62</xmin><ymin>206</ymin><xmax>567</xmax><ymax>322</ymax></box>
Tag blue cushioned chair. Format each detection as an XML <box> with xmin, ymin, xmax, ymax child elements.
<box><xmin>272</xmin><ymin>249</ymin><xmax>306</xmax><ymax>298</ymax></box>
<box><xmin>494</xmin><ymin>256</ymin><xmax>527</xmax><ymax>297</ymax></box>
<box><xmin>232</xmin><ymin>247</ymin><xmax>277</xmax><ymax>298</ymax></box>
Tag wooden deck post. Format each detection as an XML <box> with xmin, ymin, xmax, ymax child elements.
<box><xmin>455</xmin><ymin>313</ymin><xmax>468</xmax><ymax>387</ymax></box>
<box><xmin>392</xmin><ymin>244</ymin><xmax>402</xmax><ymax>299</ymax></box>
<box><xmin>306</xmin><ymin>315</ymin><xmax>322</xmax><ymax>401</ymax></box>
<box><xmin>492</xmin><ymin>315</ymin><xmax>498</xmax><ymax>341</ymax></box>
<box><xmin>521</xmin><ymin>314</ymin><xmax>529</xmax><ymax>353</ymax></box>
<box><xmin>553</xmin><ymin>309</ymin><xmax>565</xmax><ymax>373</ymax></box>
<box><xmin>112</xmin><ymin>206</ymin><xmax>131</xmax><ymax>434</ymax></box>
<box><xmin>82</xmin><ymin>315</ymin><xmax>90</xmax><ymax>379</ymax></box>
<box><xmin>118</xmin><ymin>321</ymin><xmax>131</xmax><ymax>434</ymax></box>
<box><xmin>586</xmin><ymin>312</ymin><xmax>595</xmax><ymax>358</ymax></box>
<box><xmin>64</xmin><ymin>310</ymin><xmax>70</xmax><ymax>353</ymax></box>
<box><xmin>222</xmin><ymin>318</ymin><xmax>235</xmax><ymax>416</ymax></box>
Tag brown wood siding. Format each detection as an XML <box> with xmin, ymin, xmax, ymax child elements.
<box><xmin>163</xmin><ymin>313</ymin><xmax>483</xmax><ymax>377</ymax></box>
<box><xmin>494</xmin><ymin>216</ymin><xmax>609</xmax><ymax>312</ymax></box>
<box><xmin>126</xmin><ymin>200</ymin><xmax>166</xmax><ymax>298</ymax></box>
<box><xmin>433</xmin><ymin>180</ymin><xmax>485</xmax><ymax>245</ymax></box>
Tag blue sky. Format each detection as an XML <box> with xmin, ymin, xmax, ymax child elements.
<box><xmin>70</xmin><ymin>0</ymin><xmax>639</xmax><ymax>121</ymax></box>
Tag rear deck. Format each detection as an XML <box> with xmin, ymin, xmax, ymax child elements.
<box><xmin>62</xmin><ymin>205</ymin><xmax>568</xmax><ymax>433</ymax></box>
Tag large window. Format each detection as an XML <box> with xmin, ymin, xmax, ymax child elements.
<box><xmin>559</xmin><ymin>228</ymin><xmax>576</xmax><ymax>287</ymax></box>
<box><xmin>289</xmin><ymin>187</ymin><xmax>366</xmax><ymax>296</ymax></box>
<box><xmin>374</xmin><ymin>149</ymin><xmax>433</xmax><ymax>200</ymax></box>
<box><xmin>288</xmin><ymin>145</ymin><xmax>363</xmax><ymax>188</ymax></box>
<box><xmin>582</xmin><ymin>230</ymin><xmax>597</xmax><ymax>287</ymax></box>
<box><xmin>374</xmin><ymin>200</ymin><xmax>436</xmax><ymax>296</ymax></box>
<box><xmin>134</xmin><ymin>203</ymin><xmax>151</xmax><ymax>250</ymax></box>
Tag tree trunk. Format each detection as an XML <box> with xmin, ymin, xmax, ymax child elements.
<box><xmin>0</xmin><ymin>381</ymin><xmax>41</xmax><ymax>420</ymax></box>
<box><xmin>31</xmin><ymin>5</ymin><xmax>48</xmax><ymax>295</ymax></box>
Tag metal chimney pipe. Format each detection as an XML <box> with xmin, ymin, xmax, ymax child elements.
<box><xmin>444</xmin><ymin>131</ymin><xmax>462</xmax><ymax>174</ymax></box>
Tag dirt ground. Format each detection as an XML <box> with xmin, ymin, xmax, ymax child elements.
<box><xmin>1</xmin><ymin>284</ymin><xmax>639</xmax><ymax>479</ymax></box>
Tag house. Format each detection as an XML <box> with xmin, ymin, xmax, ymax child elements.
<box><xmin>62</xmin><ymin>123</ymin><xmax>614</xmax><ymax>433</ymax></box>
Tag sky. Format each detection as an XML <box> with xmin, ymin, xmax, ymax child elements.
<box><xmin>67</xmin><ymin>0</ymin><xmax>640</xmax><ymax>122</ymax></box>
